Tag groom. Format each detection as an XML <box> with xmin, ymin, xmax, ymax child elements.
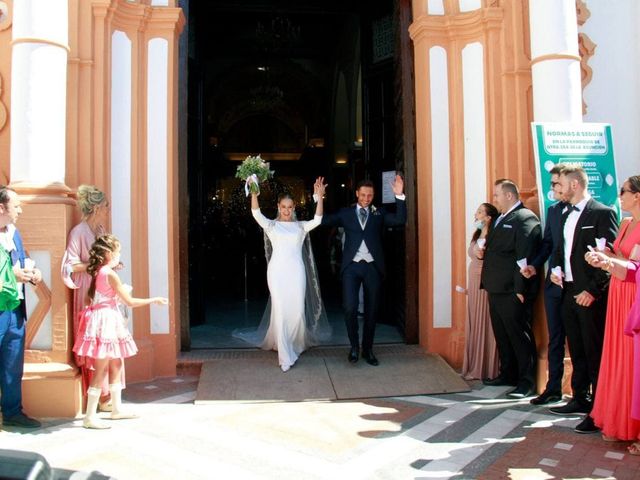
<box><xmin>322</xmin><ymin>176</ymin><xmax>406</xmax><ymax>366</ymax></box>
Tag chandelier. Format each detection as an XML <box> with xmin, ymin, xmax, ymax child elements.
<box><xmin>256</xmin><ymin>15</ymin><xmax>301</xmax><ymax>53</ymax></box>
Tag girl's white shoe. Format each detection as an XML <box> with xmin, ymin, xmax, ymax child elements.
<box><xmin>83</xmin><ymin>418</ymin><xmax>111</xmax><ymax>429</ymax></box>
<box><xmin>109</xmin><ymin>412</ymin><xmax>139</xmax><ymax>420</ymax></box>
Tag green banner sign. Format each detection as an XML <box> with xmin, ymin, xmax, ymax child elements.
<box><xmin>531</xmin><ymin>122</ymin><xmax>620</xmax><ymax>223</ymax></box>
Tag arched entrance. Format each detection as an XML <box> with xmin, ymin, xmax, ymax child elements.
<box><xmin>181</xmin><ymin>0</ymin><xmax>418</xmax><ymax>350</ymax></box>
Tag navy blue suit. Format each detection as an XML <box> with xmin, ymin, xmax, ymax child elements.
<box><xmin>530</xmin><ymin>201</ymin><xmax>566</xmax><ymax>394</ymax></box>
<box><xmin>0</xmin><ymin>228</ymin><xmax>28</xmax><ymax>418</ymax></box>
<box><xmin>322</xmin><ymin>198</ymin><xmax>406</xmax><ymax>351</ymax></box>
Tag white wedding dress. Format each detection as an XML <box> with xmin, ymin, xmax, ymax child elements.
<box><xmin>248</xmin><ymin>208</ymin><xmax>324</xmax><ymax>371</ymax></box>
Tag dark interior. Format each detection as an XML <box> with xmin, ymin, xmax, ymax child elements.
<box><xmin>184</xmin><ymin>0</ymin><xmax>414</xmax><ymax>349</ymax></box>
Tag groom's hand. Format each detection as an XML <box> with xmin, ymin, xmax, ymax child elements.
<box><xmin>391</xmin><ymin>174</ymin><xmax>404</xmax><ymax>196</ymax></box>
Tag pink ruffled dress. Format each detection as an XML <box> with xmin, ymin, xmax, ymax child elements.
<box><xmin>73</xmin><ymin>266</ymin><xmax>138</xmax><ymax>360</ymax></box>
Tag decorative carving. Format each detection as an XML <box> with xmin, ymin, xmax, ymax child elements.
<box><xmin>578</xmin><ymin>33</ymin><xmax>596</xmax><ymax>115</ymax></box>
<box><xmin>0</xmin><ymin>73</ymin><xmax>6</xmax><ymax>132</ymax></box>
<box><xmin>576</xmin><ymin>0</ymin><xmax>591</xmax><ymax>26</ymax></box>
<box><xmin>577</xmin><ymin>0</ymin><xmax>594</xmax><ymax>114</ymax></box>
<box><xmin>0</xmin><ymin>1</ymin><xmax>12</xmax><ymax>32</ymax></box>
<box><xmin>25</xmin><ymin>280</ymin><xmax>52</xmax><ymax>349</ymax></box>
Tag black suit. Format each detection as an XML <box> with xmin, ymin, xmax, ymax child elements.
<box><xmin>481</xmin><ymin>203</ymin><xmax>542</xmax><ymax>389</ymax></box>
<box><xmin>530</xmin><ymin>201</ymin><xmax>567</xmax><ymax>393</ymax></box>
<box><xmin>322</xmin><ymin>198</ymin><xmax>407</xmax><ymax>351</ymax></box>
<box><xmin>552</xmin><ymin>198</ymin><xmax>618</xmax><ymax>408</ymax></box>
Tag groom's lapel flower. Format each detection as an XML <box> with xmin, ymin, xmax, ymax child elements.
<box><xmin>371</xmin><ymin>205</ymin><xmax>380</xmax><ymax>215</ymax></box>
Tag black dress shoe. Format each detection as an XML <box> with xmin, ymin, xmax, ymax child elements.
<box><xmin>362</xmin><ymin>351</ymin><xmax>379</xmax><ymax>366</ymax></box>
<box><xmin>506</xmin><ymin>384</ymin><xmax>535</xmax><ymax>399</ymax></box>
<box><xmin>482</xmin><ymin>375</ymin><xmax>517</xmax><ymax>387</ymax></box>
<box><xmin>348</xmin><ymin>347</ymin><xmax>359</xmax><ymax>363</ymax></box>
<box><xmin>2</xmin><ymin>412</ymin><xmax>41</xmax><ymax>428</ymax></box>
<box><xmin>574</xmin><ymin>415</ymin><xmax>600</xmax><ymax>434</ymax></box>
<box><xmin>530</xmin><ymin>390</ymin><xmax>563</xmax><ymax>405</ymax></box>
<box><xmin>549</xmin><ymin>399</ymin><xmax>591</xmax><ymax>416</ymax></box>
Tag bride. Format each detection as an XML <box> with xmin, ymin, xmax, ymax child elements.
<box><xmin>236</xmin><ymin>177</ymin><xmax>331</xmax><ymax>371</ymax></box>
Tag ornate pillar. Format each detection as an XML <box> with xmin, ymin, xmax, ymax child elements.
<box><xmin>409</xmin><ymin>1</ymin><xmax>536</xmax><ymax>369</ymax></box>
<box><xmin>10</xmin><ymin>0</ymin><xmax>81</xmax><ymax>417</ymax></box>
<box><xmin>528</xmin><ymin>0</ymin><xmax>582</xmax><ymax>395</ymax></box>
<box><xmin>529</xmin><ymin>0</ymin><xmax>582</xmax><ymax>122</ymax></box>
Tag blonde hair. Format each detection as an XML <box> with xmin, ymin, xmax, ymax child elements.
<box><xmin>77</xmin><ymin>184</ymin><xmax>106</xmax><ymax>217</ymax></box>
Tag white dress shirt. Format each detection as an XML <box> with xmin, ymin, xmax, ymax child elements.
<box><xmin>563</xmin><ymin>195</ymin><xmax>591</xmax><ymax>282</ymax></box>
<box><xmin>494</xmin><ymin>201</ymin><xmax>522</xmax><ymax>226</ymax></box>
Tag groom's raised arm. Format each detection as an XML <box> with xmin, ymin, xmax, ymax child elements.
<box><xmin>382</xmin><ymin>174</ymin><xmax>407</xmax><ymax>227</ymax></box>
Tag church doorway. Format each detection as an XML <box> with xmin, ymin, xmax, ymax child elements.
<box><xmin>182</xmin><ymin>0</ymin><xmax>417</xmax><ymax>350</ymax></box>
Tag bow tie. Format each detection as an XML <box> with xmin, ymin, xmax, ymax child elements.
<box><xmin>564</xmin><ymin>205</ymin><xmax>580</xmax><ymax>214</ymax></box>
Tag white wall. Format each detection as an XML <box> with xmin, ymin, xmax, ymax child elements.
<box><xmin>581</xmin><ymin>0</ymin><xmax>640</xmax><ymax>182</ymax></box>
<box><xmin>110</xmin><ymin>31</ymin><xmax>134</xmax><ymax>327</ymax></box>
<box><xmin>462</xmin><ymin>42</ymin><xmax>487</xmax><ymax>258</ymax></box>
<box><xmin>147</xmin><ymin>38</ymin><xmax>170</xmax><ymax>334</ymax></box>
<box><xmin>429</xmin><ymin>46</ymin><xmax>452</xmax><ymax>329</ymax></box>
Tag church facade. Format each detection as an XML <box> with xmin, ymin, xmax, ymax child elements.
<box><xmin>0</xmin><ymin>0</ymin><xmax>637</xmax><ymax>416</ymax></box>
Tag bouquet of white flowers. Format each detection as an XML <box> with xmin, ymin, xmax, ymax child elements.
<box><xmin>235</xmin><ymin>154</ymin><xmax>274</xmax><ymax>196</ymax></box>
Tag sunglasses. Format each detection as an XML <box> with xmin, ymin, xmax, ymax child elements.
<box><xmin>620</xmin><ymin>187</ymin><xmax>638</xmax><ymax>195</ymax></box>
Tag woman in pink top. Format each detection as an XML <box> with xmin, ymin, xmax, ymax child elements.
<box><xmin>61</xmin><ymin>185</ymin><xmax>112</xmax><ymax>406</ymax></box>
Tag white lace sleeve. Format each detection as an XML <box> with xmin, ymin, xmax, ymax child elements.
<box><xmin>251</xmin><ymin>208</ymin><xmax>272</xmax><ymax>230</ymax></box>
<box><xmin>302</xmin><ymin>215</ymin><xmax>322</xmax><ymax>233</ymax></box>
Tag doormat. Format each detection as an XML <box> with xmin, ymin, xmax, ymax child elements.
<box><xmin>194</xmin><ymin>345</ymin><xmax>469</xmax><ymax>403</ymax></box>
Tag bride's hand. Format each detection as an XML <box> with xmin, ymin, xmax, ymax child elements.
<box><xmin>314</xmin><ymin>177</ymin><xmax>327</xmax><ymax>197</ymax></box>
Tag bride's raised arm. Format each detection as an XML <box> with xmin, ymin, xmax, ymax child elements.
<box><xmin>249</xmin><ymin>179</ymin><xmax>271</xmax><ymax>229</ymax></box>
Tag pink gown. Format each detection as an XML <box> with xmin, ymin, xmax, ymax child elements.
<box><xmin>62</xmin><ymin>222</ymin><xmax>125</xmax><ymax>394</ymax></box>
<box><xmin>591</xmin><ymin>218</ymin><xmax>640</xmax><ymax>440</ymax></box>
<box><xmin>73</xmin><ymin>266</ymin><xmax>138</xmax><ymax>360</ymax></box>
<box><xmin>461</xmin><ymin>240</ymin><xmax>500</xmax><ymax>380</ymax></box>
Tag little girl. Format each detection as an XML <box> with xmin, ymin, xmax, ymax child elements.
<box><xmin>73</xmin><ymin>234</ymin><xmax>168</xmax><ymax>429</ymax></box>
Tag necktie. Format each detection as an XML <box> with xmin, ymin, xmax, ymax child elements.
<box><xmin>359</xmin><ymin>207</ymin><xmax>367</xmax><ymax>227</ymax></box>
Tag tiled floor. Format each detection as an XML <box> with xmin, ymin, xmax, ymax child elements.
<box><xmin>2</xmin><ymin>374</ymin><xmax>640</xmax><ymax>479</ymax></box>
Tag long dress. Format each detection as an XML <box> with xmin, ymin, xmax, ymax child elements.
<box><xmin>623</xmin><ymin>260</ymin><xmax>640</xmax><ymax>420</ymax></box>
<box><xmin>73</xmin><ymin>266</ymin><xmax>138</xmax><ymax>360</ymax></box>
<box><xmin>250</xmin><ymin>208</ymin><xmax>322</xmax><ymax>371</ymax></box>
<box><xmin>591</xmin><ymin>218</ymin><xmax>640</xmax><ymax>440</ymax></box>
<box><xmin>461</xmin><ymin>240</ymin><xmax>500</xmax><ymax>380</ymax></box>
<box><xmin>61</xmin><ymin>221</ymin><xmax>124</xmax><ymax>394</ymax></box>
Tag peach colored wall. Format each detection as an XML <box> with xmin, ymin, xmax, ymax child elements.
<box><xmin>63</xmin><ymin>0</ymin><xmax>184</xmax><ymax>382</ymax></box>
<box><xmin>3</xmin><ymin>0</ymin><xmax>183</xmax><ymax>409</ymax></box>
<box><xmin>410</xmin><ymin>1</ymin><xmax>547</xmax><ymax>373</ymax></box>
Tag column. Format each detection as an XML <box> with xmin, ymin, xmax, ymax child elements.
<box><xmin>529</xmin><ymin>0</ymin><xmax>582</xmax><ymax>122</ymax></box>
<box><xmin>10</xmin><ymin>0</ymin><xmax>81</xmax><ymax>417</ymax></box>
<box><xmin>10</xmin><ymin>0</ymin><xmax>69</xmax><ymax>191</ymax></box>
